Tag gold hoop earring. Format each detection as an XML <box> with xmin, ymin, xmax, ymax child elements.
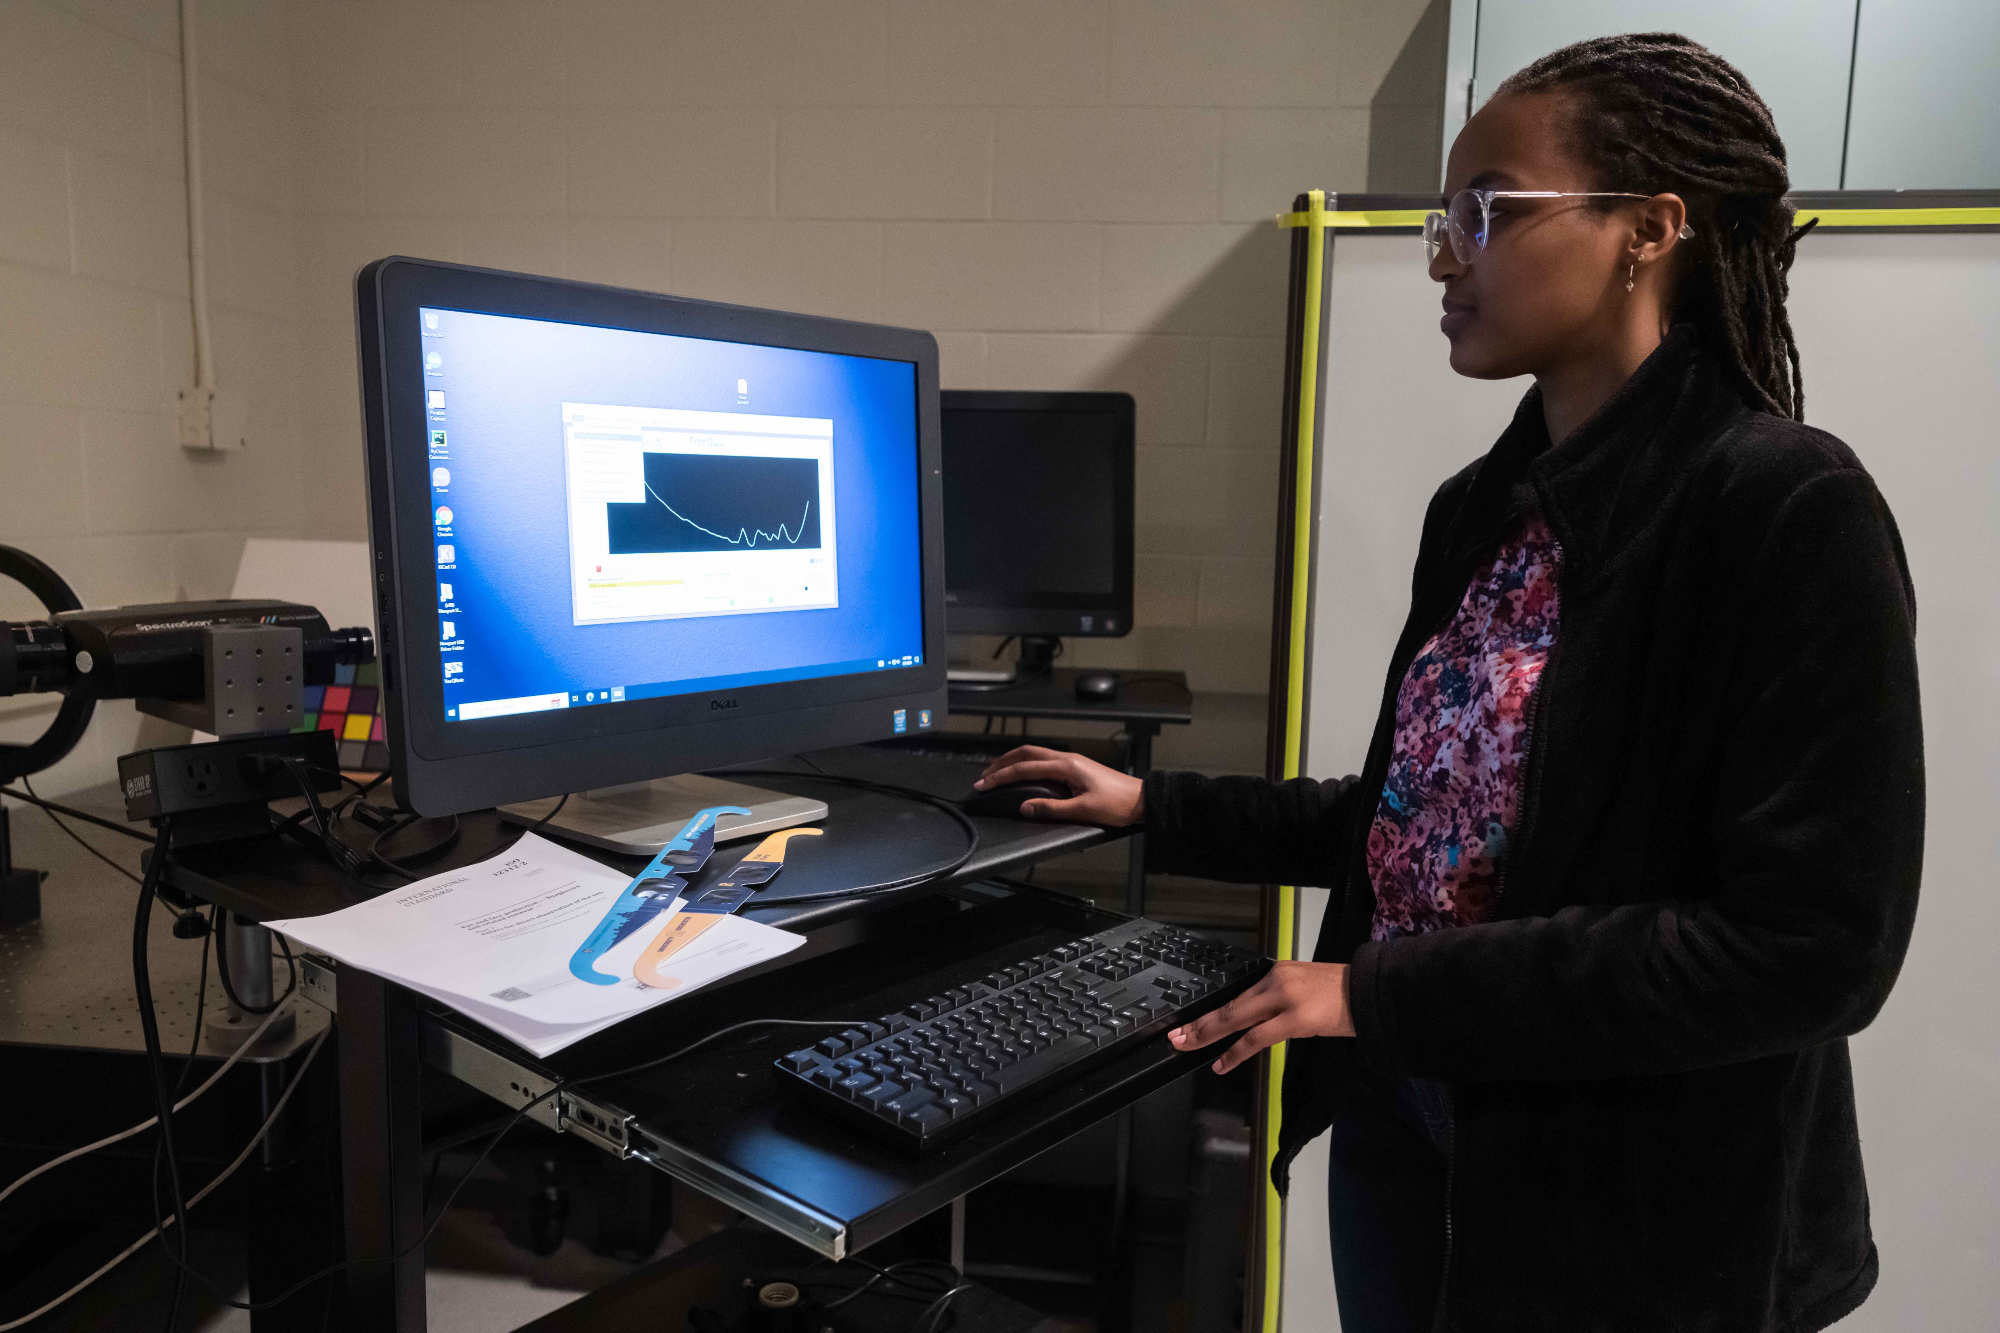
<box><xmin>1625</xmin><ymin>264</ymin><xmax>1636</xmax><ymax>293</ymax></box>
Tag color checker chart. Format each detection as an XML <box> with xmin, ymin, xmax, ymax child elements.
<box><xmin>296</xmin><ymin>659</ymin><xmax>390</xmax><ymax>770</ymax></box>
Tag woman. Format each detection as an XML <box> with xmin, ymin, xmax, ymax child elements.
<box><xmin>976</xmin><ymin>33</ymin><xmax>1923</xmax><ymax>1333</ymax></box>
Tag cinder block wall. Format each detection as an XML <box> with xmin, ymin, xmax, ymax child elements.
<box><xmin>0</xmin><ymin>0</ymin><xmax>305</xmax><ymax>791</ymax></box>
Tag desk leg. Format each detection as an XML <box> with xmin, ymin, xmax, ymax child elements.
<box><xmin>243</xmin><ymin>1049</ymin><xmax>336</xmax><ymax>1333</ymax></box>
<box><xmin>949</xmin><ymin>1195</ymin><xmax>966</xmax><ymax>1273</ymax></box>
<box><xmin>1110</xmin><ymin>723</ymin><xmax>1160</xmax><ymax>1332</ymax></box>
<box><xmin>337</xmin><ymin>968</ymin><xmax>426</xmax><ymax>1331</ymax></box>
<box><xmin>1123</xmin><ymin>725</ymin><xmax>1157</xmax><ymax>917</ymax></box>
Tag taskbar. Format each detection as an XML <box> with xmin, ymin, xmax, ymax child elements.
<box><xmin>445</xmin><ymin>651</ymin><xmax>926</xmax><ymax>722</ymax></box>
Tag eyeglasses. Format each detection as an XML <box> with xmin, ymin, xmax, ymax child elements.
<box><xmin>1424</xmin><ymin>189</ymin><xmax>1695</xmax><ymax>265</ymax></box>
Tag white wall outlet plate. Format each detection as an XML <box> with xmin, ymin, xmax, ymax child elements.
<box><xmin>177</xmin><ymin>385</ymin><xmax>245</xmax><ymax>452</ymax></box>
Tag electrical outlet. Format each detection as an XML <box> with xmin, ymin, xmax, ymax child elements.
<box><xmin>184</xmin><ymin>754</ymin><xmax>220</xmax><ymax>798</ymax></box>
<box><xmin>177</xmin><ymin>385</ymin><xmax>245</xmax><ymax>452</ymax></box>
<box><xmin>177</xmin><ymin>384</ymin><xmax>214</xmax><ymax>450</ymax></box>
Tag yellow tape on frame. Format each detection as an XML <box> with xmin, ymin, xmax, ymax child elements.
<box><xmin>1262</xmin><ymin>187</ymin><xmax>1329</xmax><ymax>1333</ymax></box>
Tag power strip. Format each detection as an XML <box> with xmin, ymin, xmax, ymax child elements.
<box><xmin>118</xmin><ymin>730</ymin><xmax>340</xmax><ymax>822</ymax></box>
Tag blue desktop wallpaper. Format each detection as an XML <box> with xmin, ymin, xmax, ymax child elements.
<box><xmin>422</xmin><ymin>308</ymin><xmax>924</xmax><ymax>720</ymax></box>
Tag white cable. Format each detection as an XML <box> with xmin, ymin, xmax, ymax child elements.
<box><xmin>178</xmin><ymin>0</ymin><xmax>214</xmax><ymax>392</ymax></box>
<box><xmin>0</xmin><ymin>1026</ymin><xmax>329</xmax><ymax>1332</ymax></box>
<box><xmin>0</xmin><ymin>1000</ymin><xmax>289</xmax><ymax>1209</ymax></box>
<box><xmin>915</xmin><ymin>1281</ymin><xmax>977</xmax><ymax>1332</ymax></box>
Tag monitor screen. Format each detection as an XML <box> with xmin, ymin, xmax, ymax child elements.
<box><xmin>420</xmin><ymin>307</ymin><xmax>925</xmax><ymax>724</ymax></box>
<box><xmin>941</xmin><ymin>391</ymin><xmax>1134</xmax><ymax>637</ymax></box>
<box><xmin>358</xmin><ymin>258</ymin><xmax>947</xmax><ymax>815</ymax></box>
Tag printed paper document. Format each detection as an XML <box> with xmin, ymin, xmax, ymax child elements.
<box><xmin>264</xmin><ymin>833</ymin><xmax>804</xmax><ymax>1057</ymax></box>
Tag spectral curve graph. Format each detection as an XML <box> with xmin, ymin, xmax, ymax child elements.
<box><xmin>643</xmin><ymin>483</ymin><xmax>811</xmax><ymax>548</ymax></box>
<box><xmin>605</xmin><ymin>452</ymin><xmax>824</xmax><ymax>555</ymax></box>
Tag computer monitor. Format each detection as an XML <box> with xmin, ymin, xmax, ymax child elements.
<box><xmin>940</xmin><ymin>390</ymin><xmax>1133</xmax><ymax>678</ymax></box>
<box><xmin>356</xmin><ymin>257</ymin><xmax>947</xmax><ymax>843</ymax></box>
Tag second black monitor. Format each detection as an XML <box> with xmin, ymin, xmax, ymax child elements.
<box><xmin>941</xmin><ymin>390</ymin><xmax>1133</xmax><ymax>639</ymax></box>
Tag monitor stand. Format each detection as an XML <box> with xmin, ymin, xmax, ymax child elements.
<box><xmin>498</xmin><ymin>774</ymin><xmax>828</xmax><ymax>855</ymax></box>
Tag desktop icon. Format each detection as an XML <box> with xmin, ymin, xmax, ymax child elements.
<box><xmin>439</xmin><ymin>583</ymin><xmax>453</xmax><ymax>603</ymax></box>
<box><xmin>424</xmin><ymin>350</ymin><xmax>443</xmax><ymax>372</ymax></box>
<box><xmin>441</xmin><ymin>621</ymin><xmax>456</xmax><ymax>640</ymax></box>
<box><xmin>736</xmin><ymin>377</ymin><xmax>749</xmax><ymax>403</ymax></box>
<box><xmin>427</xmin><ymin>390</ymin><xmax>445</xmax><ymax>412</ymax></box>
<box><xmin>432</xmin><ymin>466</ymin><xmax>450</xmax><ymax>488</ymax></box>
<box><xmin>435</xmin><ymin>505</ymin><xmax>453</xmax><ymax>527</ymax></box>
<box><xmin>437</xmin><ymin>544</ymin><xmax>455</xmax><ymax>565</ymax></box>
<box><xmin>443</xmin><ymin>661</ymin><xmax>463</xmax><ymax>679</ymax></box>
<box><xmin>429</xmin><ymin>429</ymin><xmax>448</xmax><ymax>451</ymax></box>
<box><xmin>423</xmin><ymin>311</ymin><xmax>441</xmax><ymax>332</ymax></box>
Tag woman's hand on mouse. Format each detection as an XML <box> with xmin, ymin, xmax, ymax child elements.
<box><xmin>1167</xmin><ymin>962</ymin><xmax>1355</xmax><ymax>1074</ymax></box>
<box><xmin>973</xmin><ymin>745</ymin><xmax>1145</xmax><ymax>826</ymax></box>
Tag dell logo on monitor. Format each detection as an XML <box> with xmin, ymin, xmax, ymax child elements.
<box><xmin>709</xmin><ymin>697</ymin><xmax>739</xmax><ymax>711</ymax></box>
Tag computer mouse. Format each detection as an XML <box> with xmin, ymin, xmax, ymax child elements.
<box><xmin>1073</xmin><ymin>670</ymin><xmax>1120</xmax><ymax>700</ymax></box>
<box><xmin>961</xmin><ymin>780</ymin><xmax>1073</xmax><ymax>819</ymax></box>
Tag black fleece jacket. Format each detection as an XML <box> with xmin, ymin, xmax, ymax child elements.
<box><xmin>1143</xmin><ymin>326</ymin><xmax>1925</xmax><ymax>1332</ymax></box>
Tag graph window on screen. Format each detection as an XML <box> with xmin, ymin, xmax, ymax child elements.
<box><xmin>562</xmin><ymin>401</ymin><xmax>840</xmax><ymax>627</ymax></box>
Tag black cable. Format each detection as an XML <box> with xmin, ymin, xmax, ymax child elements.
<box><xmin>131</xmin><ymin>819</ymin><xmax>190</xmax><ymax>1333</ymax></box>
<box><xmin>720</xmin><ymin>766</ymin><xmax>980</xmax><ymax>907</ymax></box>
<box><xmin>172</xmin><ymin>909</ymin><xmax>214</xmax><ymax>1095</ymax></box>
<box><xmin>1</xmin><ymin>782</ymin><xmax>153</xmax><ymax>842</ymax></box>
<box><xmin>419</xmin><ymin>1107</ymin><xmax>523</xmax><ymax>1215</ymax></box>
<box><xmin>571</xmin><ymin>1016</ymin><xmax>868</xmax><ymax>1092</ymax></box>
<box><xmin>367</xmin><ymin>812</ymin><xmax>462</xmax><ymax>880</ymax></box>
<box><xmin>808</xmin><ymin>1257</ymin><xmax>958</xmax><ymax>1311</ymax></box>
<box><xmin>148</xmin><ymin>905</ymin><xmax>213</xmax><ymax>1310</ymax></box>
<box><xmin>276</xmin><ymin>758</ymin><xmax>340</xmax><ymax>850</ymax></box>
<box><xmin>271</xmin><ymin>760</ymin><xmax>459</xmax><ymax>889</ymax></box>
<box><xmin>18</xmin><ymin>775</ymin><xmax>141</xmax><ymax>885</ymax></box>
<box><xmin>517</xmin><ymin>792</ymin><xmax>571</xmax><ymax>837</ymax></box>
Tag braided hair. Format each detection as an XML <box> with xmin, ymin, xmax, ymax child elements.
<box><xmin>1498</xmin><ymin>33</ymin><xmax>1816</xmax><ymax>420</ymax></box>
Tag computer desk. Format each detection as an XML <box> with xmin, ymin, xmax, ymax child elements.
<box><xmin>161</xmin><ymin>745</ymin><xmax>1229</xmax><ymax>1332</ymax></box>
<box><xmin>945</xmin><ymin>667</ymin><xmax>1193</xmax><ymax>914</ymax></box>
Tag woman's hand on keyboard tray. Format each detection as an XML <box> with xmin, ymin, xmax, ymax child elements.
<box><xmin>974</xmin><ymin>745</ymin><xmax>1145</xmax><ymax>826</ymax></box>
<box><xmin>1167</xmin><ymin>961</ymin><xmax>1355</xmax><ymax>1074</ymax></box>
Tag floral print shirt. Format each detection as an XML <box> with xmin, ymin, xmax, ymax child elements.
<box><xmin>1366</xmin><ymin>508</ymin><xmax>1562</xmax><ymax>941</ymax></box>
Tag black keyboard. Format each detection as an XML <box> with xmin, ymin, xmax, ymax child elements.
<box><xmin>774</xmin><ymin>920</ymin><xmax>1269</xmax><ymax>1151</ymax></box>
